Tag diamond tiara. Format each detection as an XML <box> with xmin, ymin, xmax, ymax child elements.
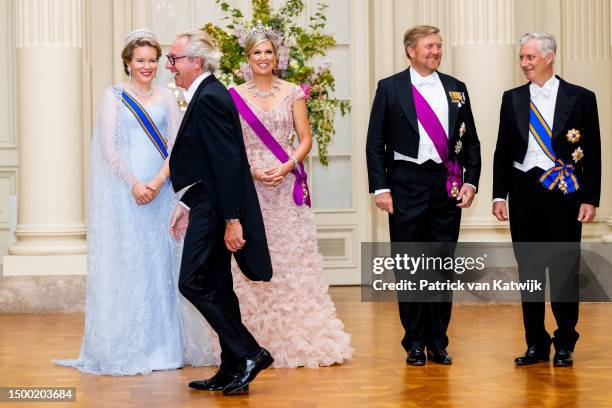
<box><xmin>245</xmin><ymin>20</ymin><xmax>275</xmax><ymax>40</ymax></box>
<box><xmin>124</xmin><ymin>28</ymin><xmax>158</xmax><ymax>45</ymax></box>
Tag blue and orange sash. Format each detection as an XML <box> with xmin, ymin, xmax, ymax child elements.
<box><xmin>121</xmin><ymin>90</ymin><xmax>168</xmax><ymax>159</ymax></box>
<box><xmin>529</xmin><ymin>100</ymin><xmax>579</xmax><ymax>194</ymax></box>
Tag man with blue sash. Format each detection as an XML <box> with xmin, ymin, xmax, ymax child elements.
<box><xmin>493</xmin><ymin>32</ymin><xmax>601</xmax><ymax>367</ymax></box>
<box><xmin>366</xmin><ymin>25</ymin><xmax>481</xmax><ymax>366</ymax></box>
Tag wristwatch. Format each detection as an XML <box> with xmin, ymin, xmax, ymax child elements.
<box><xmin>225</xmin><ymin>218</ymin><xmax>240</xmax><ymax>224</ymax></box>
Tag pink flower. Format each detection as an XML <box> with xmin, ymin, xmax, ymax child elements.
<box><xmin>235</xmin><ymin>24</ymin><xmax>247</xmax><ymax>47</ymax></box>
<box><xmin>277</xmin><ymin>45</ymin><xmax>290</xmax><ymax>71</ymax></box>
<box><xmin>269</xmin><ymin>29</ymin><xmax>282</xmax><ymax>47</ymax></box>
<box><xmin>239</xmin><ymin>62</ymin><xmax>252</xmax><ymax>81</ymax></box>
<box><xmin>300</xmin><ymin>83</ymin><xmax>311</xmax><ymax>100</ymax></box>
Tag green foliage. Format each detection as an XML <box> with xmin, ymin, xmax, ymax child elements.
<box><xmin>203</xmin><ymin>0</ymin><xmax>350</xmax><ymax>165</ymax></box>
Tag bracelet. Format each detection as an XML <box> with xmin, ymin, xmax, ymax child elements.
<box><xmin>289</xmin><ymin>156</ymin><xmax>299</xmax><ymax>170</ymax></box>
<box><xmin>225</xmin><ymin>218</ymin><xmax>240</xmax><ymax>224</ymax></box>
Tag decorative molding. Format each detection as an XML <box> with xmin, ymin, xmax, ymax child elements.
<box><xmin>0</xmin><ymin>0</ymin><xmax>16</xmax><ymax>148</ymax></box>
<box><xmin>562</xmin><ymin>0</ymin><xmax>611</xmax><ymax>60</ymax></box>
<box><xmin>451</xmin><ymin>0</ymin><xmax>515</xmax><ymax>46</ymax></box>
<box><xmin>0</xmin><ymin>150</ymin><xmax>19</xmax><ymax>169</ymax></box>
<box><xmin>318</xmin><ymin>226</ymin><xmax>358</xmax><ymax>284</ymax></box>
<box><xmin>3</xmin><ymin>254</ymin><xmax>86</xmax><ymax>275</ymax></box>
<box><xmin>16</xmin><ymin>0</ymin><xmax>82</xmax><ymax>48</ymax></box>
<box><xmin>457</xmin><ymin>218</ymin><xmax>612</xmax><ymax>242</ymax></box>
<box><xmin>317</xmin><ymin>226</ymin><xmax>357</xmax><ymax>269</ymax></box>
<box><xmin>601</xmin><ymin>216</ymin><xmax>612</xmax><ymax>242</ymax></box>
<box><xmin>318</xmin><ymin>237</ymin><xmax>346</xmax><ymax>258</ymax></box>
<box><xmin>0</xmin><ymin>169</ymin><xmax>17</xmax><ymax>229</ymax></box>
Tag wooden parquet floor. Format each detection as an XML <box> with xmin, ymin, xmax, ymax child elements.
<box><xmin>1</xmin><ymin>287</ymin><xmax>611</xmax><ymax>408</ymax></box>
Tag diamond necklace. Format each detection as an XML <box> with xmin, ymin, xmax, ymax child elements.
<box><xmin>128</xmin><ymin>81</ymin><xmax>154</xmax><ymax>99</ymax></box>
<box><xmin>247</xmin><ymin>78</ymin><xmax>281</xmax><ymax>99</ymax></box>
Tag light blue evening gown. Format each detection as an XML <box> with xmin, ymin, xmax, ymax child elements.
<box><xmin>54</xmin><ymin>85</ymin><xmax>215</xmax><ymax>375</ymax></box>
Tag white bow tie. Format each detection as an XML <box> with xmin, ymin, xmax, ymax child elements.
<box><xmin>530</xmin><ymin>84</ymin><xmax>551</xmax><ymax>99</ymax></box>
<box><xmin>414</xmin><ymin>77</ymin><xmax>435</xmax><ymax>86</ymax></box>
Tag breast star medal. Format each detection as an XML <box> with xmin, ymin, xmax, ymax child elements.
<box><xmin>571</xmin><ymin>147</ymin><xmax>584</xmax><ymax>163</ymax></box>
<box><xmin>454</xmin><ymin>140</ymin><xmax>463</xmax><ymax>154</ymax></box>
<box><xmin>566</xmin><ymin>129</ymin><xmax>581</xmax><ymax>143</ymax></box>
<box><xmin>459</xmin><ymin>122</ymin><xmax>466</xmax><ymax>138</ymax></box>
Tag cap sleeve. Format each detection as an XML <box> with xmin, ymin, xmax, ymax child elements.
<box><xmin>292</xmin><ymin>83</ymin><xmax>307</xmax><ymax>103</ymax></box>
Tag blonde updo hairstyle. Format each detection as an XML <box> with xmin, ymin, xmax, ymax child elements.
<box><xmin>244</xmin><ymin>31</ymin><xmax>279</xmax><ymax>75</ymax></box>
<box><xmin>121</xmin><ymin>37</ymin><xmax>162</xmax><ymax>76</ymax></box>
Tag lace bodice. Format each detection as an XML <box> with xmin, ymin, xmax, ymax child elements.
<box><xmin>237</xmin><ymin>84</ymin><xmax>306</xmax><ymax>171</ymax></box>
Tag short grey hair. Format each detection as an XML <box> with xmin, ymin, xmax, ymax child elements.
<box><xmin>177</xmin><ymin>29</ymin><xmax>222</xmax><ymax>73</ymax></box>
<box><xmin>520</xmin><ymin>32</ymin><xmax>557</xmax><ymax>57</ymax></box>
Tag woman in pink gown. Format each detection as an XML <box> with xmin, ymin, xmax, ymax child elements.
<box><xmin>226</xmin><ymin>24</ymin><xmax>353</xmax><ymax>368</ymax></box>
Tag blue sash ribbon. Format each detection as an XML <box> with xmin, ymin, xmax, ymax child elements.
<box><xmin>529</xmin><ymin>100</ymin><xmax>579</xmax><ymax>194</ymax></box>
<box><xmin>121</xmin><ymin>90</ymin><xmax>168</xmax><ymax>159</ymax></box>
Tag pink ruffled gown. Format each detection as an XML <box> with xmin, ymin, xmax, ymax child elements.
<box><xmin>228</xmin><ymin>84</ymin><xmax>353</xmax><ymax>368</ymax></box>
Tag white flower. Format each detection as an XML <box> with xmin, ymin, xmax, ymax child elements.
<box><xmin>317</xmin><ymin>61</ymin><xmax>331</xmax><ymax>73</ymax></box>
<box><xmin>235</xmin><ymin>24</ymin><xmax>247</xmax><ymax>47</ymax></box>
<box><xmin>284</xmin><ymin>36</ymin><xmax>296</xmax><ymax>47</ymax></box>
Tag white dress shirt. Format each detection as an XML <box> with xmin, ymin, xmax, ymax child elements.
<box><xmin>183</xmin><ymin>71</ymin><xmax>212</xmax><ymax>104</ymax></box>
<box><xmin>514</xmin><ymin>74</ymin><xmax>558</xmax><ymax>172</ymax></box>
<box><xmin>395</xmin><ymin>68</ymin><xmax>449</xmax><ymax>164</ymax></box>
<box><xmin>177</xmin><ymin>71</ymin><xmax>212</xmax><ymax>210</ymax></box>
<box><xmin>493</xmin><ymin>74</ymin><xmax>558</xmax><ymax>202</ymax></box>
<box><xmin>375</xmin><ymin>67</ymin><xmax>475</xmax><ymax>195</ymax></box>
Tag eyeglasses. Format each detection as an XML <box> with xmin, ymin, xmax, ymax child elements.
<box><xmin>166</xmin><ymin>55</ymin><xmax>188</xmax><ymax>65</ymax></box>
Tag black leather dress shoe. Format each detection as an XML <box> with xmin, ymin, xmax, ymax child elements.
<box><xmin>427</xmin><ymin>347</ymin><xmax>452</xmax><ymax>365</ymax></box>
<box><xmin>406</xmin><ymin>346</ymin><xmax>426</xmax><ymax>366</ymax></box>
<box><xmin>515</xmin><ymin>345</ymin><xmax>550</xmax><ymax>365</ymax></box>
<box><xmin>223</xmin><ymin>348</ymin><xmax>274</xmax><ymax>396</ymax></box>
<box><xmin>553</xmin><ymin>349</ymin><xmax>573</xmax><ymax>367</ymax></box>
<box><xmin>189</xmin><ymin>371</ymin><xmax>236</xmax><ymax>391</ymax></box>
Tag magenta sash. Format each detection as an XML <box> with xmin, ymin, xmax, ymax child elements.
<box><xmin>411</xmin><ymin>85</ymin><xmax>463</xmax><ymax>198</ymax></box>
<box><xmin>229</xmin><ymin>88</ymin><xmax>311</xmax><ymax>207</ymax></box>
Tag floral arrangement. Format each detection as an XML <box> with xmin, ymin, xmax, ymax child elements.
<box><xmin>203</xmin><ymin>0</ymin><xmax>350</xmax><ymax>165</ymax></box>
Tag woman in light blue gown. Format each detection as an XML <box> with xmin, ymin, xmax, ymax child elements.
<box><xmin>54</xmin><ymin>29</ymin><xmax>214</xmax><ymax>375</ymax></box>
